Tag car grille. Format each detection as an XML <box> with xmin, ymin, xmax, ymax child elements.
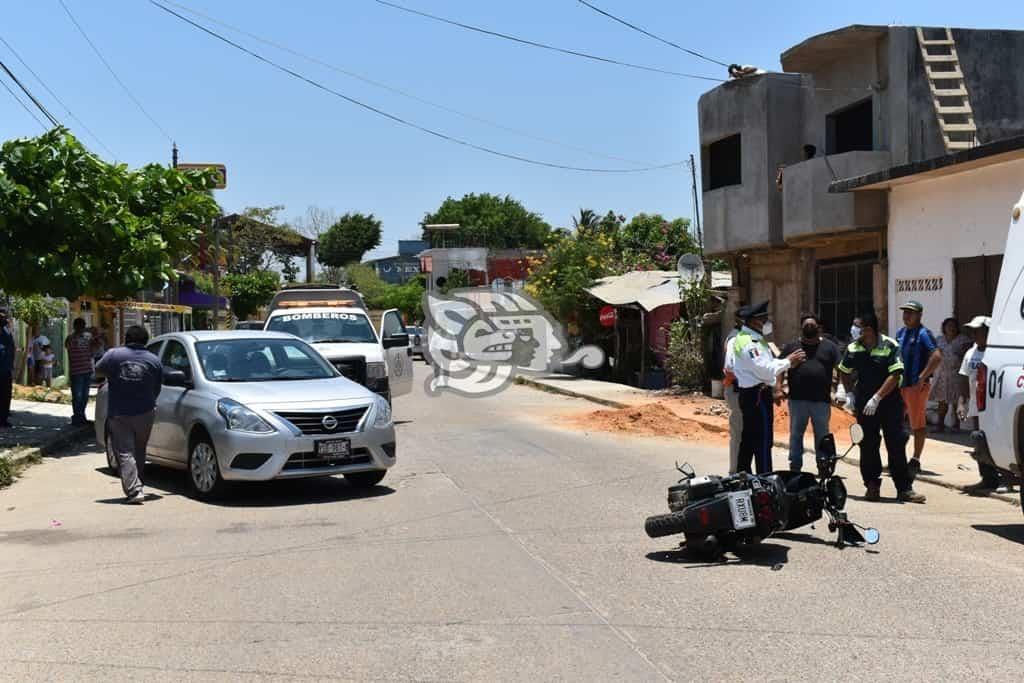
<box><xmin>283</xmin><ymin>448</ymin><xmax>372</xmax><ymax>470</ymax></box>
<box><xmin>275</xmin><ymin>407</ymin><xmax>368</xmax><ymax>435</ymax></box>
<box><xmin>332</xmin><ymin>357</ymin><xmax>366</xmax><ymax>385</ymax></box>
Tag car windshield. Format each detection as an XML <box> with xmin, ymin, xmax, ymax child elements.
<box><xmin>195</xmin><ymin>339</ymin><xmax>338</xmax><ymax>382</ymax></box>
<box><xmin>266</xmin><ymin>312</ymin><xmax>378</xmax><ymax>344</ymax></box>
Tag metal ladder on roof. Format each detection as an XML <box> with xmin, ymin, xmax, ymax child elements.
<box><xmin>916</xmin><ymin>27</ymin><xmax>978</xmax><ymax>152</ymax></box>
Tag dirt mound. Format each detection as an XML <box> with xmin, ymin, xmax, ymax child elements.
<box><xmin>567</xmin><ymin>402</ymin><xmax>728</xmax><ymax>442</ymax></box>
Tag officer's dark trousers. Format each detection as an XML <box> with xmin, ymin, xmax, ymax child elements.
<box><xmin>738</xmin><ymin>385</ymin><xmax>773</xmax><ymax>474</ymax></box>
<box><xmin>857</xmin><ymin>398</ymin><xmax>911</xmax><ymax>492</ymax></box>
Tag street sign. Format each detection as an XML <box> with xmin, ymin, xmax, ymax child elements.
<box><xmin>176</xmin><ymin>162</ymin><xmax>227</xmax><ymax>189</ymax></box>
<box><xmin>599</xmin><ymin>305</ymin><xmax>617</xmax><ymax>327</ymax></box>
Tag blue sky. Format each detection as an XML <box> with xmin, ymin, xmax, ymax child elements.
<box><xmin>2</xmin><ymin>1</ymin><xmax>1020</xmax><ymax>261</ymax></box>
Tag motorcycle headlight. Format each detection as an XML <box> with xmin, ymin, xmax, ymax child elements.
<box><xmin>372</xmin><ymin>395</ymin><xmax>393</xmax><ymax>428</ymax></box>
<box><xmin>366</xmin><ymin>361</ymin><xmax>387</xmax><ymax>380</ymax></box>
<box><xmin>217</xmin><ymin>398</ymin><xmax>276</xmax><ymax>434</ymax></box>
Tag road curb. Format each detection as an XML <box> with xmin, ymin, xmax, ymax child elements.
<box><xmin>514</xmin><ymin>377</ymin><xmax>1018</xmax><ymax>506</ymax></box>
<box><xmin>514</xmin><ymin>376</ymin><xmax>630</xmax><ymax>409</ymax></box>
<box><xmin>1</xmin><ymin>424</ymin><xmax>92</xmax><ymax>470</ymax></box>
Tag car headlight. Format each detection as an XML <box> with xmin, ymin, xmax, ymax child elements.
<box><xmin>217</xmin><ymin>398</ymin><xmax>276</xmax><ymax>433</ymax></box>
<box><xmin>372</xmin><ymin>395</ymin><xmax>393</xmax><ymax>427</ymax></box>
<box><xmin>366</xmin><ymin>361</ymin><xmax>387</xmax><ymax>380</ymax></box>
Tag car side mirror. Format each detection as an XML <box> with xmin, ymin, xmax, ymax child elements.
<box><xmin>382</xmin><ymin>333</ymin><xmax>409</xmax><ymax>349</ymax></box>
<box><xmin>163</xmin><ymin>369</ymin><xmax>192</xmax><ymax>389</ymax></box>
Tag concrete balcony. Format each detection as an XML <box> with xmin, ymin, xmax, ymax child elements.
<box><xmin>702</xmin><ymin>182</ymin><xmax>777</xmax><ymax>255</ymax></box>
<box><xmin>783</xmin><ymin>151</ymin><xmax>891</xmax><ymax>241</ymax></box>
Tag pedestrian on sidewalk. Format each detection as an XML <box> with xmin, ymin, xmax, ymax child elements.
<box><xmin>94</xmin><ymin>325</ymin><xmax>163</xmax><ymax>505</ymax></box>
<box><xmin>781</xmin><ymin>313</ymin><xmax>841</xmax><ymax>471</ymax></box>
<box><xmin>896</xmin><ymin>301</ymin><xmax>942</xmax><ymax>481</ymax></box>
<box><xmin>933</xmin><ymin>317</ymin><xmax>971</xmax><ymax>433</ymax></box>
<box><xmin>722</xmin><ymin>314</ymin><xmax>743</xmax><ymax>473</ymax></box>
<box><xmin>64</xmin><ymin>318</ymin><xmax>97</xmax><ymax>426</ymax></box>
<box><xmin>838</xmin><ymin>311</ymin><xmax>926</xmax><ymax>503</ymax></box>
<box><xmin>0</xmin><ymin>309</ymin><xmax>15</xmax><ymax>429</ymax></box>
<box><xmin>29</xmin><ymin>333</ymin><xmax>50</xmax><ymax>386</ymax></box>
<box><xmin>956</xmin><ymin>316</ymin><xmax>1006</xmax><ymax>493</ymax></box>
<box><xmin>39</xmin><ymin>345</ymin><xmax>55</xmax><ymax>389</ymax></box>
<box><xmin>731</xmin><ymin>301</ymin><xmax>805</xmax><ymax>474</ymax></box>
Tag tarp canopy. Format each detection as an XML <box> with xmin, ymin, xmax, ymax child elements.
<box><xmin>585</xmin><ymin>271</ymin><xmax>683</xmax><ymax>312</ymax></box>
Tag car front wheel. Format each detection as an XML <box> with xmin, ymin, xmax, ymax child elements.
<box><xmin>188</xmin><ymin>437</ymin><xmax>225</xmax><ymax>500</ymax></box>
<box><xmin>344</xmin><ymin>470</ymin><xmax>386</xmax><ymax>489</ymax></box>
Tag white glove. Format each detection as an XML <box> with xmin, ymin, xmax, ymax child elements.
<box><xmin>843</xmin><ymin>393</ymin><xmax>856</xmax><ymax>414</ymax></box>
<box><xmin>862</xmin><ymin>394</ymin><xmax>881</xmax><ymax>416</ymax></box>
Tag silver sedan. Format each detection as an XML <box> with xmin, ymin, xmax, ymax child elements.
<box><xmin>94</xmin><ymin>331</ymin><xmax>396</xmax><ymax>500</ymax></box>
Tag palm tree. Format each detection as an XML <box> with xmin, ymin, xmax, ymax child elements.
<box><xmin>572</xmin><ymin>208</ymin><xmax>600</xmax><ymax>233</ymax></box>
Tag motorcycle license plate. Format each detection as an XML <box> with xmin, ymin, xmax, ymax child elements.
<box><xmin>727</xmin><ymin>491</ymin><xmax>757</xmax><ymax>530</ymax></box>
<box><xmin>316</xmin><ymin>438</ymin><xmax>351</xmax><ymax>459</ymax></box>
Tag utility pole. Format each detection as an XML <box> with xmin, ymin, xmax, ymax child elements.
<box><xmin>689</xmin><ymin>154</ymin><xmax>703</xmax><ymax>256</ymax></box>
<box><xmin>211</xmin><ymin>217</ymin><xmax>221</xmax><ymax>330</ymax></box>
<box><xmin>171</xmin><ymin>142</ymin><xmax>178</xmax><ymax>168</ymax></box>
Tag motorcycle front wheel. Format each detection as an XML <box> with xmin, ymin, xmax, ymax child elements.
<box><xmin>645</xmin><ymin>512</ymin><xmax>688</xmax><ymax>538</ymax></box>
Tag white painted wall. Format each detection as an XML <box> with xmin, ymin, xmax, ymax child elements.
<box><xmin>887</xmin><ymin>158</ymin><xmax>1024</xmax><ymax>335</ymax></box>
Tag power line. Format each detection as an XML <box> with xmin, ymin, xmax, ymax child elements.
<box><xmin>373</xmin><ymin>0</ymin><xmax>722</xmax><ymax>83</ymax></box>
<box><xmin>0</xmin><ymin>71</ymin><xmax>47</xmax><ymax>130</ymax></box>
<box><xmin>57</xmin><ymin>0</ymin><xmax>173</xmax><ymax>143</ymax></box>
<box><xmin>577</xmin><ymin>0</ymin><xmax>730</xmax><ymax>69</ymax></box>
<box><xmin>0</xmin><ymin>59</ymin><xmax>60</xmax><ymax>127</ymax></box>
<box><xmin>159</xmin><ymin>0</ymin><xmax>661</xmax><ymax>168</ymax></box>
<box><xmin>149</xmin><ymin>0</ymin><xmax>686</xmax><ymax>174</ymax></box>
<box><xmin>0</xmin><ymin>33</ymin><xmax>117</xmax><ymax>158</ymax></box>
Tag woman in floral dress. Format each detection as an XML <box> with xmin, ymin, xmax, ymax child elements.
<box><xmin>933</xmin><ymin>317</ymin><xmax>972</xmax><ymax>432</ymax></box>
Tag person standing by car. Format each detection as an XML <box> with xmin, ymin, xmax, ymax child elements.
<box><xmin>895</xmin><ymin>301</ymin><xmax>942</xmax><ymax>480</ymax></box>
<box><xmin>0</xmin><ymin>309</ymin><xmax>15</xmax><ymax>429</ymax></box>
<box><xmin>65</xmin><ymin>318</ymin><xmax>97</xmax><ymax>426</ymax></box>
<box><xmin>932</xmin><ymin>317</ymin><xmax>971</xmax><ymax>433</ymax></box>
<box><xmin>732</xmin><ymin>301</ymin><xmax>805</xmax><ymax>474</ymax></box>
<box><xmin>781</xmin><ymin>313</ymin><xmax>841</xmax><ymax>471</ymax></box>
<box><xmin>94</xmin><ymin>325</ymin><xmax>163</xmax><ymax>505</ymax></box>
<box><xmin>956</xmin><ymin>316</ymin><xmax>1005</xmax><ymax>493</ymax></box>
<box><xmin>838</xmin><ymin>312</ymin><xmax>926</xmax><ymax>503</ymax></box>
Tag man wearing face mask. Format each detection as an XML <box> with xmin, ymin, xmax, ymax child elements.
<box><xmin>780</xmin><ymin>313</ymin><xmax>841</xmax><ymax>471</ymax></box>
<box><xmin>732</xmin><ymin>301</ymin><xmax>806</xmax><ymax>474</ymax></box>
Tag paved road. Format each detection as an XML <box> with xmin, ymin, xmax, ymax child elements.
<box><xmin>2</xmin><ymin>375</ymin><xmax>1023</xmax><ymax>681</ymax></box>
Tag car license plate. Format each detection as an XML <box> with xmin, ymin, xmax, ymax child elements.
<box><xmin>727</xmin><ymin>490</ymin><xmax>756</xmax><ymax>530</ymax></box>
<box><xmin>316</xmin><ymin>438</ymin><xmax>351</xmax><ymax>459</ymax></box>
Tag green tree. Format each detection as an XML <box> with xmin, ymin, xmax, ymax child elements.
<box><xmin>318</xmin><ymin>212</ymin><xmax>383</xmax><ymax>267</ymax></box>
<box><xmin>525</xmin><ymin>230</ymin><xmax>619</xmax><ymax>328</ymax></box>
<box><xmin>421</xmin><ymin>193</ymin><xmax>551</xmax><ymax>249</ymax></box>
<box><xmin>0</xmin><ymin>128</ymin><xmax>220</xmax><ymax>299</ymax></box>
<box><xmin>618</xmin><ymin>213</ymin><xmax>697</xmax><ymax>271</ymax></box>
<box><xmin>342</xmin><ymin>263</ymin><xmax>388</xmax><ymax>302</ymax></box>
<box><xmin>572</xmin><ymin>208</ymin><xmax>600</xmax><ymax>232</ymax></box>
<box><xmin>223</xmin><ymin>270</ymin><xmax>280</xmax><ymax>320</ymax></box>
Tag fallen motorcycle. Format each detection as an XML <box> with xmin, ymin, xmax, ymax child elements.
<box><xmin>644</xmin><ymin>424</ymin><xmax>879</xmax><ymax>556</ymax></box>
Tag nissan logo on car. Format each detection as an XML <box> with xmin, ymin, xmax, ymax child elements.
<box><xmin>321</xmin><ymin>415</ymin><xmax>339</xmax><ymax>431</ymax></box>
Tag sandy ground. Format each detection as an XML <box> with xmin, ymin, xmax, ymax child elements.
<box><xmin>564</xmin><ymin>394</ymin><xmax>857</xmax><ymax>445</ymax></box>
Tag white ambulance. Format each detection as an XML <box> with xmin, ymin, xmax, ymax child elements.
<box><xmin>976</xmin><ymin>191</ymin><xmax>1024</xmax><ymax>513</ymax></box>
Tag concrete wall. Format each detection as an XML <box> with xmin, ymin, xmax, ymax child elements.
<box><xmin>783</xmin><ymin>151</ymin><xmax>891</xmax><ymax>239</ymax></box>
<box><xmin>886</xmin><ymin>158</ymin><xmax>1024</xmax><ymax>335</ymax></box>
<box><xmin>699</xmin><ymin>73</ymin><xmax>804</xmax><ymax>254</ymax></box>
<box><xmin>743</xmin><ymin>249</ymin><xmax>804</xmax><ymax>343</ymax></box>
<box><xmin>954</xmin><ymin>29</ymin><xmax>1024</xmax><ymax>145</ymax></box>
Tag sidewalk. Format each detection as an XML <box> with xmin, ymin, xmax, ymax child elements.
<box><xmin>516</xmin><ymin>374</ymin><xmax>1018</xmax><ymax>505</ymax></box>
<box><xmin>0</xmin><ymin>399</ymin><xmax>92</xmax><ymax>471</ymax></box>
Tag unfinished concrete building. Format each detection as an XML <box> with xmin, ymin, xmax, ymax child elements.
<box><xmin>699</xmin><ymin>25</ymin><xmax>1024</xmax><ymax>340</ymax></box>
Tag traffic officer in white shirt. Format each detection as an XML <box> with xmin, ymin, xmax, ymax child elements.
<box><xmin>732</xmin><ymin>301</ymin><xmax>806</xmax><ymax>473</ymax></box>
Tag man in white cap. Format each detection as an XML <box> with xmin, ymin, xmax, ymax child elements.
<box><xmin>957</xmin><ymin>315</ymin><xmax>1005</xmax><ymax>493</ymax></box>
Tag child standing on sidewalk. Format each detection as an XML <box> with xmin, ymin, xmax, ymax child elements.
<box><xmin>40</xmin><ymin>345</ymin><xmax>56</xmax><ymax>388</ymax></box>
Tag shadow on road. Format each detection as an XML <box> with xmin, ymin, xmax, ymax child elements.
<box><xmin>646</xmin><ymin>542</ymin><xmax>790</xmax><ymax>569</ymax></box>
<box><xmin>971</xmin><ymin>524</ymin><xmax>1024</xmax><ymax>546</ymax></box>
<box><xmin>94</xmin><ymin>465</ymin><xmax>395</xmax><ymax>508</ymax></box>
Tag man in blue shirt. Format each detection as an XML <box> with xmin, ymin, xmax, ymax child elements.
<box><xmin>94</xmin><ymin>325</ymin><xmax>163</xmax><ymax>504</ymax></box>
<box><xmin>896</xmin><ymin>300</ymin><xmax>942</xmax><ymax>480</ymax></box>
<box><xmin>0</xmin><ymin>310</ymin><xmax>15</xmax><ymax>429</ymax></box>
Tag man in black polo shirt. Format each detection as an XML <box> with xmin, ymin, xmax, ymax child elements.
<box><xmin>781</xmin><ymin>313</ymin><xmax>841</xmax><ymax>471</ymax></box>
<box><xmin>837</xmin><ymin>312</ymin><xmax>926</xmax><ymax>503</ymax></box>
